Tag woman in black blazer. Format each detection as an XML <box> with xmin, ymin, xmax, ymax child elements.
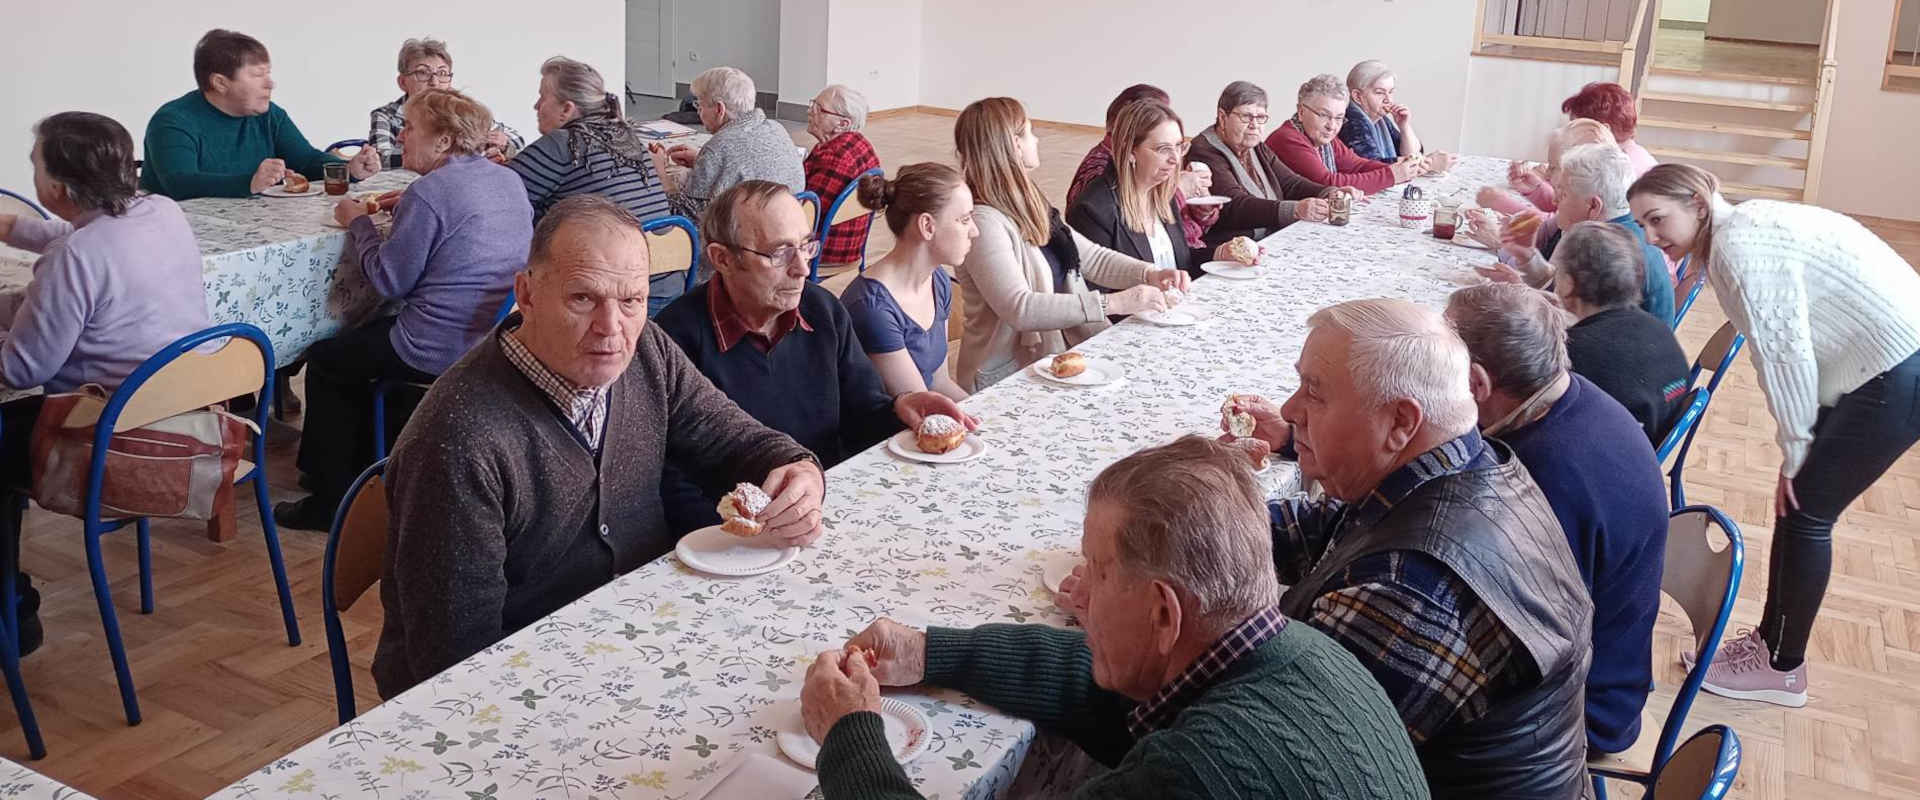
<box><xmin>1068</xmin><ymin>100</ymin><xmax>1254</xmax><ymax>279</ymax></box>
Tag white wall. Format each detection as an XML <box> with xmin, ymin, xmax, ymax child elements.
<box><xmin>1818</xmin><ymin>0</ymin><xmax>1920</xmax><ymax>219</ymax></box>
<box><xmin>1661</xmin><ymin>0</ymin><xmax>1711</xmax><ymax>24</ymax></box>
<box><xmin>1459</xmin><ymin>57</ymin><xmax>1618</xmax><ymax>161</ymax></box>
<box><xmin>917</xmin><ymin>0</ymin><xmax>1478</xmax><ymax>153</ymax></box>
<box><xmin>672</xmin><ymin>0</ymin><xmax>781</xmax><ymax>93</ymax></box>
<box><xmin>825</xmin><ymin>0</ymin><xmax>924</xmax><ymax>113</ymax></box>
<box><xmin>779</xmin><ymin>0</ymin><xmax>831</xmax><ymax>105</ymax></box>
<box><xmin>0</xmin><ymin>0</ymin><xmax>623</xmax><ymax>196</ymax></box>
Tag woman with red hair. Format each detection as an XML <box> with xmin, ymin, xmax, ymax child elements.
<box><xmin>1562</xmin><ymin>82</ymin><xmax>1656</xmax><ymax>177</ymax></box>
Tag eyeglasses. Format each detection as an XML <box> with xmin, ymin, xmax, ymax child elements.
<box><xmin>1148</xmin><ymin>138</ymin><xmax>1193</xmax><ymax>160</ymax></box>
<box><xmin>1298</xmin><ymin>104</ymin><xmax>1343</xmax><ymax>124</ymax></box>
<box><xmin>724</xmin><ymin>238</ymin><xmax>822</xmax><ymax>267</ymax></box>
<box><xmin>809</xmin><ymin>101</ymin><xmax>849</xmax><ymax>120</ymax></box>
<box><xmin>406</xmin><ymin>68</ymin><xmax>455</xmax><ymax>82</ymax></box>
<box><xmin>1228</xmin><ymin>110</ymin><xmax>1270</xmax><ymax>128</ymax></box>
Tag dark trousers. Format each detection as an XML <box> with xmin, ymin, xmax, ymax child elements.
<box><xmin>1760</xmin><ymin>348</ymin><xmax>1920</xmax><ymax>670</ymax></box>
<box><xmin>0</xmin><ymin>397</ymin><xmax>43</xmax><ymax>652</ymax></box>
<box><xmin>294</xmin><ymin>317</ymin><xmax>434</xmax><ymax>503</ymax></box>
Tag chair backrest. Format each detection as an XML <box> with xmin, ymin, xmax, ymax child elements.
<box><xmin>1653</xmin><ymin>506</ymin><xmax>1745</xmax><ymax>767</ymax></box>
<box><xmin>1651</xmin><ymin>725</ymin><xmax>1741</xmax><ymax>800</ymax></box>
<box><xmin>796</xmin><ymin>190</ymin><xmax>820</xmax><ymax>237</ymax></box>
<box><xmin>52</xmin><ymin>325</ymin><xmax>271</xmax><ymax>434</ymax></box>
<box><xmin>643</xmin><ymin>215</ymin><xmax>701</xmax><ymax>293</ymax></box>
<box><xmin>812</xmin><ymin>167</ymin><xmax>884</xmax><ymax>280</ymax></box>
<box><xmin>323</xmin><ymin>138</ymin><xmax>370</xmax><ymax>155</ymax></box>
<box><xmin>494</xmin><ymin>290</ymin><xmax>517</xmax><ymax>327</ymax></box>
<box><xmin>1655</xmin><ymin>387</ymin><xmax>1709</xmax><ymax>463</ymax></box>
<box><xmin>326</xmin><ymin>462</ymin><xmax>390</xmax><ymax>613</ymax></box>
<box><xmin>0</xmin><ymin>189</ymin><xmax>48</xmax><ymax>221</ymax></box>
<box><xmin>1670</xmin><ymin>255</ymin><xmax>1705</xmax><ymax>329</ymax></box>
<box><xmin>1689</xmin><ymin>322</ymin><xmax>1745</xmax><ymax>395</ymax></box>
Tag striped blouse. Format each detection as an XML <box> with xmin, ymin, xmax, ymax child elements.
<box><xmin>508</xmin><ymin>128</ymin><xmax>671</xmax><ymax>223</ymax></box>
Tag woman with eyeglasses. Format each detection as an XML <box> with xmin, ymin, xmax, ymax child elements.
<box><xmin>1185</xmin><ymin>81</ymin><xmax>1345</xmax><ymax>252</ymax></box>
<box><xmin>951</xmin><ymin>97</ymin><xmax>1189</xmax><ymax>391</ymax></box>
<box><xmin>369</xmin><ymin>38</ymin><xmax>522</xmax><ymax>168</ymax></box>
<box><xmin>1068</xmin><ymin>101</ymin><xmax>1257</xmax><ymax>277</ymax></box>
<box><xmin>1267</xmin><ymin>74</ymin><xmax>1424</xmax><ymax>195</ymax></box>
<box><xmin>802</xmin><ymin>84</ymin><xmax>882</xmax><ymax>277</ymax></box>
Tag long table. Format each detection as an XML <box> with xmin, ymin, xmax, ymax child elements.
<box><xmin>0</xmin><ymin>171</ymin><xmax>419</xmax><ymax>370</ymax></box>
<box><xmin>212</xmin><ymin>156</ymin><xmax>1509</xmax><ymax>800</ymax></box>
<box><xmin>0</xmin><ymin>755</ymin><xmax>98</xmax><ymax>799</ymax></box>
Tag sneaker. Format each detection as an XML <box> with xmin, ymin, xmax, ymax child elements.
<box><xmin>273</xmin><ymin>496</ymin><xmax>339</xmax><ymax>532</ymax></box>
<box><xmin>1698</xmin><ymin>629</ymin><xmax>1809</xmax><ymax>707</ymax></box>
<box><xmin>1681</xmin><ymin>627</ymin><xmax>1766</xmax><ymax>671</ymax></box>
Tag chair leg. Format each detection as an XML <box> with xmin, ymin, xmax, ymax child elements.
<box><xmin>1</xmin><ymin>496</ymin><xmax>21</xmax><ymax>653</ymax></box>
<box><xmin>253</xmin><ymin>475</ymin><xmax>301</xmax><ymax>647</ymax></box>
<box><xmin>323</xmin><ymin>590</ymin><xmax>356</xmax><ymax>725</ymax></box>
<box><xmin>0</xmin><ymin>616</ymin><xmax>44</xmax><ymax>759</ymax></box>
<box><xmin>83</xmin><ymin>523</ymin><xmax>141</xmax><ymax>725</ymax></box>
<box><xmin>371</xmin><ymin>382</ymin><xmax>388</xmax><ymax>463</ymax></box>
<box><xmin>136</xmin><ymin>518</ymin><xmax>153</xmax><ymax>615</ymax></box>
<box><xmin>1591</xmin><ymin>773</ymin><xmax>1608</xmax><ymax>799</ymax></box>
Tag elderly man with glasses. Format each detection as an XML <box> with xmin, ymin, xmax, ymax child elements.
<box><xmin>1184</xmin><ymin>80</ymin><xmax>1346</xmax><ymax>252</ymax></box>
<box><xmin>666</xmin><ymin>66</ymin><xmax>805</xmax><ymax>218</ymax></box>
<box><xmin>654</xmin><ymin>181</ymin><xmax>974</xmax><ymax>533</ymax></box>
<box><xmin>368</xmin><ymin>37</ymin><xmax>523</xmax><ymax>168</ymax></box>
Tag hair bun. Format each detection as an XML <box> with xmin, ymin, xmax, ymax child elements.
<box><xmin>855</xmin><ymin>172</ymin><xmax>891</xmax><ymax>211</ymax></box>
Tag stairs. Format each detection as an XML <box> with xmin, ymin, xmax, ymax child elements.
<box><xmin>1635</xmin><ymin>72</ymin><xmax>1820</xmax><ymax>203</ymax></box>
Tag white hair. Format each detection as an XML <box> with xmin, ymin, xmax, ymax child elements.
<box><xmin>1306</xmin><ymin>299</ymin><xmax>1479</xmax><ymax>435</ymax></box>
<box><xmin>693</xmin><ymin>66</ymin><xmax>758</xmax><ymax>117</ymax></box>
<box><xmin>816</xmin><ymin>84</ymin><xmax>868</xmax><ymax>131</ymax></box>
<box><xmin>1559</xmin><ymin>142</ymin><xmax>1631</xmax><ymax>219</ymax></box>
<box><xmin>1346</xmin><ymin>60</ymin><xmax>1394</xmax><ymax>92</ymax></box>
<box><xmin>1297</xmin><ymin>74</ymin><xmax>1348</xmax><ymax>105</ymax></box>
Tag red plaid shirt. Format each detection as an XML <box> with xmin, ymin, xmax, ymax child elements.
<box><xmin>804</xmin><ymin>131</ymin><xmax>882</xmax><ymax>267</ymax></box>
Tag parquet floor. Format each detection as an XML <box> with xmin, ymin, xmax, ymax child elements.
<box><xmin>0</xmin><ymin>111</ymin><xmax>1914</xmax><ymax>799</ymax></box>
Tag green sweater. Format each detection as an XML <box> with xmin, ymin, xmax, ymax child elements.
<box><xmin>140</xmin><ymin>91</ymin><xmax>342</xmax><ymax>199</ymax></box>
<box><xmin>818</xmin><ymin>622</ymin><xmax>1430</xmax><ymax>800</ymax></box>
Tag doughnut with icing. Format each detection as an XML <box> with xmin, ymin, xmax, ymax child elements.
<box><xmin>716</xmin><ymin>482</ymin><xmax>771</xmax><ymax>536</ymax></box>
<box><xmin>915</xmin><ymin>414</ymin><xmax>966</xmax><ymax>454</ymax></box>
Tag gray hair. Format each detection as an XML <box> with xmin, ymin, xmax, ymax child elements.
<box><xmin>396</xmin><ymin>37</ymin><xmax>451</xmax><ymax>73</ymax></box>
<box><xmin>1298</xmin><ymin>74</ymin><xmax>1349</xmax><ymax>106</ymax></box>
<box><xmin>1553</xmin><ymin>220</ymin><xmax>1646</xmax><ymax>310</ymax></box>
<box><xmin>694</xmin><ymin>66</ymin><xmax>758</xmax><ymax>117</ymax></box>
<box><xmin>816</xmin><ymin>83</ymin><xmax>868</xmax><ymax>131</ymax></box>
<box><xmin>528</xmin><ymin>194</ymin><xmax>645</xmax><ymax>270</ymax></box>
<box><xmin>1216</xmin><ymin>80</ymin><xmax>1269</xmax><ymax>112</ymax></box>
<box><xmin>1305</xmin><ymin>299</ymin><xmax>1479</xmax><ymax>434</ymax></box>
<box><xmin>1559</xmin><ymin>142</ymin><xmax>1631</xmax><ymax>218</ymax></box>
<box><xmin>1346</xmin><ymin>59</ymin><xmax>1394</xmax><ymax>91</ymax></box>
<box><xmin>1445</xmin><ymin>284</ymin><xmax>1573</xmax><ymax>399</ymax></box>
<box><xmin>1087</xmin><ymin>435</ymin><xmax>1278</xmax><ymax>631</ymax></box>
<box><xmin>700</xmin><ymin>179</ymin><xmax>793</xmax><ymax>250</ymax></box>
<box><xmin>540</xmin><ymin>56</ymin><xmax>620</xmax><ymax>120</ymax></box>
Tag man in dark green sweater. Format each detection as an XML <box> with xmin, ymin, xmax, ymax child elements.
<box><xmin>800</xmin><ymin>436</ymin><xmax>1430</xmax><ymax>799</ymax></box>
<box><xmin>141</xmin><ymin>29</ymin><xmax>380</xmax><ymax>199</ymax></box>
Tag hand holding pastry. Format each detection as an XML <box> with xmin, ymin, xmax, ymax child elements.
<box><xmin>715</xmin><ymin>482</ymin><xmax>772</xmax><ymax>536</ymax></box>
<box><xmin>801</xmin><ymin>649</ymin><xmax>882</xmax><ymax>745</ymax></box>
<box><xmin>1146</xmin><ymin>267</ymin><xmax>1191</xmax><ymax>293</ymax></box>
<box><xmin>843</xmin><ymin>618</ymin><xmax>927</xmax><ymax>686</ymax></box>
<box><xmin>1105</xmin><ymin>284</ymin><xmax>1171</xmax><ymax>316</ymax></box>
<box><xmin>250</xmin><ymin>158</ymin><xmax>288</xmax><ymax>194</ymax></box>
<box><xmin>333</xmin><ymin>195</ymin><xmax>371</xmax><ymax>227</ymax></box>
<box><xmin>756</xmin><ymin>460</ymin><xmax>825</xmax><ymax>546</ymax></box>
<box><xmin>914</xmin><ymin>414</ymin><xmax>968</xmax><ymax>454</ymax></box>
<box><xmin>1220</xmin><ymin>394</ymin><xmax>1288</xmax><ymax>453</ymax></box>
<box><xmin>893</xmin><ymin>391</ymin><xmax>978</xmax><ymax>434</ymax></box>
<box><xmin>667</xmin><ymin>144</ymin><xmax>698</xmax><ymax>167</ymax></box>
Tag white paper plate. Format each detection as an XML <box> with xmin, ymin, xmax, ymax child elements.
<box><xmin>776</xmin><ymin>697</ymin><xmax>928</xmax><ymax>770</ymax></box>
<box><xmin>674</xmin><ymin>525</ymin><xmax>798</xmax><ymax>577</ymax></box>
<box><xmin>1184</xmin><ymin>195</ymin><xmax>1230</xmax><ymax>207</ymax></box>
<box><xmin>1199</xmin><ymin>260</ymin><xmax>1262</xmax><ymax>280</ymax></box>
<box><xmin>260</xmin><ymin>183</ymin><xmax>325</xmax><ymax>198</ymax></box>
<box><xmin>1137</xmin><ymin>305</ymin><xmax>1210</xmax><ymax>326</ymax></box>
<box><xmin>1040</xmin><ymin>551</ymin><xmax>1083</xmax><ymax>594</ymax></box>
<box><xmin>1029</xmin><ymin>356</ymin><xmax>1123</xmax><ymax>387</ymax></box>
<box><xmin>885</xmin><ymin>429</ymin><xmax>985</xmax><ymax>464</ymax></box>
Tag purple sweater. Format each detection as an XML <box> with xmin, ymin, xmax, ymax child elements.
<box><xmin>348</xmin><ymin>154</ymin><xmax>533</xmax><ymax>374</ymax></box>
<box><xmin>1</xmin><ymin>195</ymin><xmax>210</xmax><ymax>393</ymax></box>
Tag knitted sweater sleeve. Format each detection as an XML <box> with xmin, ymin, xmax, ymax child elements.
<box><xmin>1072</xmin><ymin>226</ymin><xmax>1153</xmax><ymax>291</ymax></box>
<box><xmin>922</xmin><ymin>625</ymin><xmax>1140</xmax><ymax>765</ymax></box>
<box><xmin>958</xmin><ymin>207</ymin><xmax>1105</xmax><ymax>332</ymax></box>
<box><xmin>1710</xmin><ymin>238</ymin><xmax>1820</xmax><ymax>476</ymax></box>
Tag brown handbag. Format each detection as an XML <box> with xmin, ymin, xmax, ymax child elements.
<box><xmin>28</xmin><ymin>385</ymin><xmax>256</xmax><ymax>521</ymax></box>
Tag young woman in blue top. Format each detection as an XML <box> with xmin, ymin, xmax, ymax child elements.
<box><xmin>839</xmin><ymin>163</ymin><xmax>978</xmax><ymax>400</ymax></box>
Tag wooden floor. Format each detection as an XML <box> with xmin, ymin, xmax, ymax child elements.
<box><xmin>1</xmin><ymin>111</ymin><xmax>1916</xmax><ymax>799</ymax></box>
<box><xmin>1652</xmin><ymin>25</ymin><xmax>1819</xmax><ymax>80</ymax></box>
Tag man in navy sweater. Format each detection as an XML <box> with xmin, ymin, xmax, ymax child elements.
<box><xmin>655</xmin><ymin>182</ymin><xmax>973</xmax><ymax>533</ymax></box>
<box><xmin>1446</xmin><ymin>283</ymin><xmax>1670</xmax><ymax>756</ymax></box>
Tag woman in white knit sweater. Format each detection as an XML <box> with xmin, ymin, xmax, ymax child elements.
<box><xmin>950</xmin><ymin>97</ymin><xmax>1189</xmax><ymax>391</ymax></box>
<box><xmin>1629</xmin><ymin>163</ymin><xmax>1920</xmax><ymax>708</ymax></box>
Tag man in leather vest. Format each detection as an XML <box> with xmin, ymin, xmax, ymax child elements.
<box><xmin>1223</xmin><ymin>298</ymin><xmax>1593</xmax><ymax>798</ymax></box>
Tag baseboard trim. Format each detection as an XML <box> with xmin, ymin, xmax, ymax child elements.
<box><xmin>1659</xmin><ymin>19</ymin><xmax>1707</xmax><ymax>31</ymax></box>
<box><xmin>869</xmin><ymin>105</ymin><xmax>1104</xmax><ymax>135</ymax></box>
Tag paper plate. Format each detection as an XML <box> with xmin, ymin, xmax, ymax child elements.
<box><xmin>260</xmin><ymin>183</ymin><xmax>325</xmax><ymax>198</ymax></box>
<box><xmin>1137</xmin><ymin>305</ymin><xmax>1210</xmax><ymax>326</ymax></box>
<box><xmin>1184</xmin><ymin>195</ymin><xmax>1231</xmax><ymax>207</ymax></box>
<box><xmin>885</xmin><ymin>429</ymin><xmax>986</xmax><ymax>464</ymax></box>
<box><xmin>776</xmin><ymin>697</ymin><xmax>928</xmax><ymax>770</ymax></box>
<box><xmin>674</xmin><ymin>525</ymin><xmax>798</xmax><ymax>577</ymax></box>
<box><xmin>1029</xmin><ymin>356</ymin><xmax>1123</xmax><ymax>387</ymax></box>
<box><xmin>1198</xmin><ymin>260</ymin><xmax>1262</xmax><ymax>280</ymax></box>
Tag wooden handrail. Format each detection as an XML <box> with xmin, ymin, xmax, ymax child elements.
<box><xmin>1804</xmin><ymin>0</ymin><xmax>1843</xmax><ymax>205</ymax></box>
<box><xmin>1619</xmin><ymin>0</ymin><xmax>1655</xmax><ymax>87</ymax></box>
<box><xmin>1485</xmin><ymin>33</ymin><xmax>1625</xmax><ymax>53</ymax></box>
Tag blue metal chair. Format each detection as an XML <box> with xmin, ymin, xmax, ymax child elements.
<box><xmin>1669</xmin><ymin>255</ymin><xmax>1703</xmax><ymax>330</ymax></box>
<box><xmin>796</xmin><ymin>191</ymin><xmax>821</xmax><ymax>261</ymax></box>
<box><xmin>0</xmin><ymin>421</ymin><xmax>44</xmax><ymax>758</ymax></box>
<box><xmin>323</xmin><ymin>139</ymin><xmax>369</xmax><ymax>154</ymax></box>
<box><xmin>645</xmin><ymin>215</ymin><xmax>703</xmax><ymax>294</ymax></box>
<box><xmin>1668</xmin><ymin>323</ymin><xmax>1745</xmax><ymax>508</ymax></box>
<box><xmin>811</xmin><ymin>167</ymin><xmax>884</xmax><ymax>281</ymax></box>
<box><xmin>1649</xmin><ymin>726</ymin><xmax>1741</xmax><ymax>799</ymax></box>
<box><xmin>1589</xmin><ymin>506</ymin><xmax>1744</xmax><ymax>798</ymax></box>
<box><xmin>322</xmin><ymin>458</ymin><xmax>388</xmax><ymax>724</ymax></box>
<box><xmin>0</xmin><ymin>189</ymin><xmax>49</xmax><ymax>221</ymax></box>
<box><xmin>1655</xmin><ymin>387</ymin><xmax>1708</xmax><ymax>464</ymax></box>
<box><xmin>370</xmin><ymin>293</ymin><xmax>519</xmax><ymax>461</ymax></box>
<box><xmin>54</xmin><ymin>323</ymin><xmax>300</xmax><ymax>725</ymax></box>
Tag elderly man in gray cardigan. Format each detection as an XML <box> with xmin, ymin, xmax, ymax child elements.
<box><xmin>373</xmin><ymin>194</ymin><xmax>824</xmax><ymax>698</ymax></box>
<box><xmin>667</xmin><ymin>66</ymin><xmax>805</xmax><ymax>218</ymax></box>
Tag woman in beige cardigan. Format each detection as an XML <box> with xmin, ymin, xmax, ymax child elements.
<box><xmin>952</xmin><ymin>97</ymin><xmax>1189</xmax><ymax>391</ymax></box>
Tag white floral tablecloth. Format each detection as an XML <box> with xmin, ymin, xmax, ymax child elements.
<box><xmin>211</xmin><ymin>157</ymin><xmax>1511</xmax><ymax>800</ymax></box>
<box><xmin>0</xmin><ymin>171</ymin><xmax>418</xmax><ymax>371</ymax></box>
<box><xmin>0</xmin><ymin>756</ymin><xmax>97</xmax><ymax>799</ymax></box>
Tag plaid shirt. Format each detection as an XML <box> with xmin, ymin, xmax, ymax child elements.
<box><xmin>1269</xmin><ymin>430</ymin><xmax>1526</xmax><ymax>744</ymax></box>
<box><xmin>369</xmin><ymin>95</ymin><xmax>525</xmax><ymax>164</ymax></box>
<box><xmin>500</xmin><ymin>326</ymin><xmax>609</xmax><ymax>450</ymax></box>
<box><xmin>1066</xmin><ymin>138</ymin><xmax>1211</xmax><ymax>249</ymax></box>
<box><xmin>1126</xmin><ymin>606</ymin><xmax>1289</xmax><ymax>737</ymax></box>
<box><xmin>803</xmin><ymin>131</ymin><xmax>881</xmax><ymax>266</ymax></box>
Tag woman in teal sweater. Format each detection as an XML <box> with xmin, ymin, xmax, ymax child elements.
<box><xmin>140</xmin><ymin>29</ymin><xmax>379</xmax><ymax>199</ymax></box>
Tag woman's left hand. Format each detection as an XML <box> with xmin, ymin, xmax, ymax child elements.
<box><xmin>1147</xmin><ymin>268</ymin><xmax>1191</xmax><ymax>293</ymax></box>
<box><xmin>332</xmin><ymin>196</ymin><xmax>370</xmax><ymax>227</ymax></box>
<box><xmin>1775</xmin><ymin>469</ymin><xmax>1800</xmax><ymax>519</ymax></box>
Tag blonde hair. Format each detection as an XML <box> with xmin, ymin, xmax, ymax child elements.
<box><xmin>1110</xmin><ymin>100</ymin><xmax>1181</xmax><ymax>235</ymax></box>
<box><xmin>1629</xmin><ymin>163</ymin><xmax>1723</xmax><ymax>264</ymax></box>
<box><xmin>403</xmin><ymin>89</ymin><xmax>494</xmax><ymax>156</ymax></box>
<box><xmin>955</xmin><ymin>97</ymin><xmax>1052</xmax><ymax>246</ymax></box>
